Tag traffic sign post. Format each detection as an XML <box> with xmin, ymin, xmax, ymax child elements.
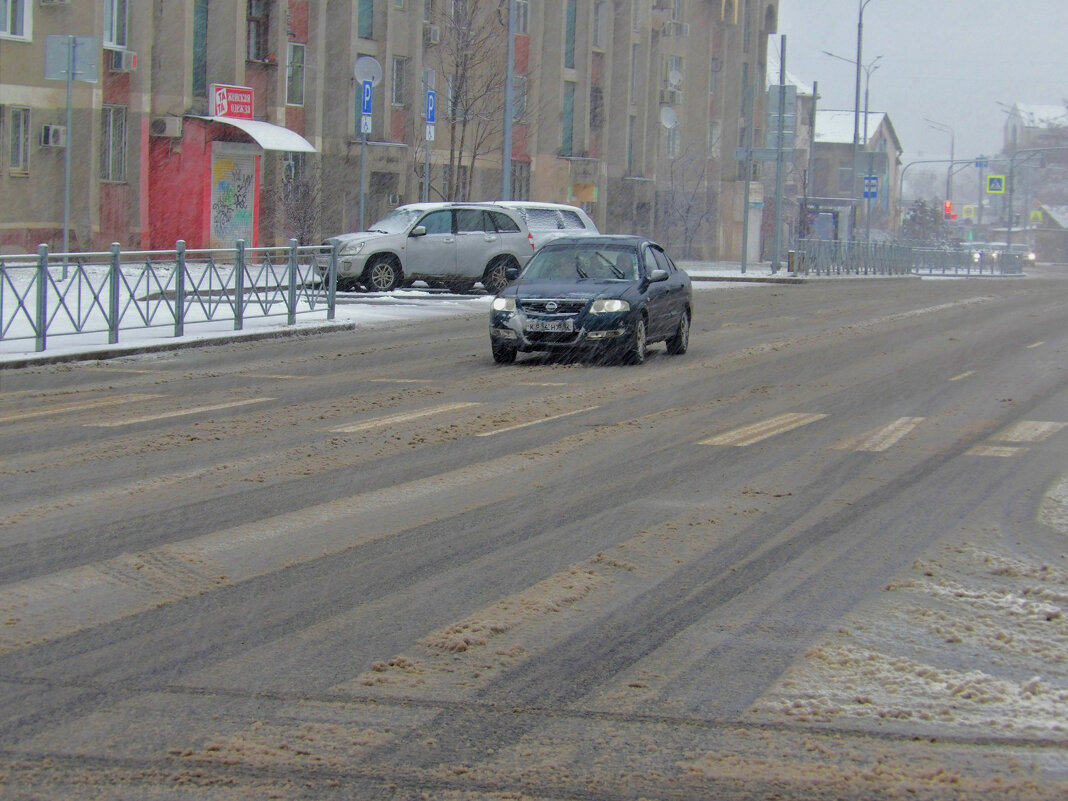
<box><xmin>423</xmin><ymin>90</ymin><xmax>435</xmax><ymax>201</ymax></box>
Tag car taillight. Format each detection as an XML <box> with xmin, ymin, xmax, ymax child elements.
<box><xmin>528</xmin><ymin>233</ymin><xmax>535</xmax><ymax>250</ymax></box>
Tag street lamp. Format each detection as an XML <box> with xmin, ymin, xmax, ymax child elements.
<box><xmin>825</xmin><ymin>50</ymin><xmax>881</xmax><ymax>241</ymax></box>
<box><xmin>924</xmin><ymin>117</ymin><xmax>955</xmax><ymax>206</ymax></box>
<box><xmin>852</xmin><ymin>0</ymin><xmax>878</xmax><ymax>205</ymax></box>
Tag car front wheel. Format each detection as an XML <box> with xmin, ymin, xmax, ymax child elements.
<box><xmin>624</xmin><ymin>316</ymin><xmax>647</xmax><ymax>365</ymax></box>
<box><xmin>666</xmin><ymin>309</ymin><xmax>690</xmax><ymax>355</ymax></box>
<box><xmin>491</xmin><ymin>342</ymin><xmax>517</xmax><ymax>364</ymax></box>
<box><xmin>363</xmin><ymin>257</ymin><xmax>401</xmax><ymax>292</ymax></box>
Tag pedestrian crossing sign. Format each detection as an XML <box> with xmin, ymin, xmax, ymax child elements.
<box><xmin>987</xmin><ymin>175</ymin><xmax>1005</xmax><ymax>194</ymax></box>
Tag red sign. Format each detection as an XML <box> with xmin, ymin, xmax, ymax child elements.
<box><xmin>211</xmin><ymin>84</ymin><xmax>254</xmax><ymax>120</ymax></box>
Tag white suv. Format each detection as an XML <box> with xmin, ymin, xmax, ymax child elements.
<box><xmin>322</xmin><ymin>203</ymin><xmax>535</xmax><ymax>293</ymax></box>
<box><xmin>495</xmin><ymin>201</ymin><xmax>599</xmax><ymax>250</ymax></box>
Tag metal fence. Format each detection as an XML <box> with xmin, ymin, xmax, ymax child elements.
<box><xmin>790</xmin><ymin>240</ymin><xmax>1026</xmax><ymax>277</ymax></box>
<box><xmin>0</xmin><ymin>239</ymin><xmax>337</xmax><ymax>353</ymax></box>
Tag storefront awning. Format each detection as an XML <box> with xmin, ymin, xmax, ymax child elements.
<box><xmin>198</xmin><ymin>116</ymin><xmax>316</xmax><ymax>153</ymax></box>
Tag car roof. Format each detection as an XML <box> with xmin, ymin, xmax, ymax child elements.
<box><xmin>539</xmin><ymin>234</ymin><xmax>661</xmax><ymax>248</ymax></box>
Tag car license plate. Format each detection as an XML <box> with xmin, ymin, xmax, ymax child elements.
<box><xmin>526</xmin><ymin>318</ymin><xmax>574</xmax><ymax>333</ymax></box>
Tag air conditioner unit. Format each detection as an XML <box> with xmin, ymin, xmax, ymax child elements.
<box><xmin>110</xmin><ymin>49</ymin><xmax>138</xmax><ymax>72</ymax></box>
<box><xmin>659</xmin><ymin>88</ymin><xmax>682</xmax><ymax>106</ymax></box>
<box><xmin>149</xmin><ymin>116</ymin><xmax>183</xmax><ymax>138</ymax></box>
<box><xmin>41</xmin><ymin>124</ymin><xmax>67</xmax><ymax>148</ymax></box>
<box><xmin>388</xmin><ymin>193</ymin><xmax>403</xmax><ymax>206</ymax></box>
<box><xmin>423</xmin><ymin>23</ymin><xmax>440</xmax><ymax>46</ymax></box>
<box><xmin>662</xmin><ymin>21</ymin><xmax>690</xmax><ymax>37</ymax></box>
<box><xmin>39</xmin><ymin>0</ymin><xmax>71</xmax><ymax>6</ymax></box>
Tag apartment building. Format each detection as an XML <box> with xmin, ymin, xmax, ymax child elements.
<box><xmin>1</xmin><ymin>1</ymin><xmax>779</xmax><ymax>259</ymax></box>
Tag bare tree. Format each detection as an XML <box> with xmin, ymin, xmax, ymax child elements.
<box><xmin>427</xmin><ymin>0</ymin><xmax>508</xmax><ymax>200</ymax></box>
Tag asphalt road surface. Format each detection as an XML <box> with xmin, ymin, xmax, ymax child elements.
<box><xmin>2</xmin><ymin>268</ymin><xmax>1067</xmax><ymax>800</ymax></box>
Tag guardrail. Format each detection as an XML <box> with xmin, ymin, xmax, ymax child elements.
<box><xmin>0</xmin><ymin>239</ymin><xmax>338</xmax><ymax>353</ymax></box>
<box><xmin>790</xmin><ymin>240</ymin><xmax>1026</xmax><ymax>277</ymax></box>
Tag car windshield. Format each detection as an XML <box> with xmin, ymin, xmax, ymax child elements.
<box><xmin>366</xmin><ymin>207</ymin><xmax>424</xmax><ymax>234</ymax></box>
<box><xmin>521</xmin><ymin>244</ymin><xmax>638</xmax><ymax>281</ymax></box>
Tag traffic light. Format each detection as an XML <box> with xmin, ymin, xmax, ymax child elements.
<box><xmin>943</xmin><ymin>200</ymin><xmax>956</xmax><ymax>221</ymax></box>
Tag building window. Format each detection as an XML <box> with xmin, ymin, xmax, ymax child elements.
<box><xmin>561</xmin><ymin>81</ymin><xmax>575</xmax><ymax>156</ymax></box>
<box><xmin>358</xmin><ymin>0</ymin><xmax>373</xmax><ymax>38</ymax></box>
<box><xmin>423</xmin><ymin>0</ymin><xmax>433</xmax><ymax>22</ymax></box>
<box><xmin>1</xmin><ymin>0</ymin><xmax>29</xmax><ymax>39</ymax></box>
<box><xmin>286</xmin><ymin>43</ymin><xmax>305</xmax><ymax>105</ymax></box>
<box><xmin>626</xmin><ymin>115</ymin><xmax>637</xmax><ymax>175</ymax></box>
<box><xmin>394</xmin><ymin>0</ymin><xmax>406</xmax><ymax>8</ymax></box>
<box><xmin>193</xmin><ymin>0</ymin><xmax>208</xmax><ymax>96</ymax></box>
<box><xmin>8</xmin><ymin>107</ymin><xmax>29</xmax><ymax>173</ymax></box>
<box><xmin>511</xmin><ymin>160</ymin><xmax>531</xmax><ymax>201</ymax></box>
<box><xmin>103</xmin><ymin>0</ymin><xmax>128</xmax><ymax>48</ymax></box>
<box><xmin>513</xmin><ymin>74</ymin><xmax>527</xmax><ymax>121</ymax></box>
<box><xmin>514</xmin><ymin>0</ymin><xmax>528</xmax><ymax>34</ymax></box>
<box><xmin>629</xmin><ymin>44</ymin><xmax>639</xmax><ymax>104</ymax></box>
<box><xmin>100</xmin><ymin>105</ymin><xmax>127</xmax><ymax>182</ymax></box>
<box><xmin>392</xmin><ymin>56</ymin><xmax>409</xmax><ymax>106</ymax></box>
<box><xmin>666</xmin><ymin>124</ymin><xmax>678</xmax><ymax>158</ymax></box>
<box><xmin>592</xmin><ymin>2</ymin><xmax>605</xmax><ymax>48</ymax></box>
<box><xmin>247</xmin><ymin>0</ymin><xmax>270</xmax><ymax>60</ymax></box>
<box><xmin>563</xmin><ymin>0</ymin><xmax>576</xmax><ymax>69</ymax></box>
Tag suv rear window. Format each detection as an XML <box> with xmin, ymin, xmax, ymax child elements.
<box><xmin>524</xmin><ymin>209</ymin><xmax>563</xmax><ymax>230</ymax></box>
<box><xmin>559</xmin><ymin>210</ymin><xmax>588</xmax><ymax>230</ymax></box>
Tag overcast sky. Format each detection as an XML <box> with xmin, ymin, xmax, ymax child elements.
<box><xmin>777</xmin><ymin>0</ymin><xmax>1068</xmax><ymax>163</ymax></box>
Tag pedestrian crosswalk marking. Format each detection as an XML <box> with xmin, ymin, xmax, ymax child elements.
<box><xmin>699</xmin><ymin>412</ymin><xmax>828</xmax><ymax>447</ymax></box>
<box><xmin>992</xmin><ymin>421</ymin><xmax>1065</xmax><ymax>443</ymax></box>
<box><xmin>967</xmin><ymin>445</ymin><xmax>1028</xmax><ymax>458</ymax></box>
<box><xmin>833</xmin><ymin>417</ymin><xmax>925</xmax><ymax>452</ymax></box>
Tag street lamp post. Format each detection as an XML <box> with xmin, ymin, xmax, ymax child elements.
<box><xmin>825</xmin><ymin>50</ymin><xmax>880</xmax><ymax>241</ymax></box>
<box><xmin>851</xmin><ymin>0</ymin><xmax>878</xmax><ymax>214</ymax></box>
<box><xmin>924</xmin><ymin>118</ymin><xmax>955</xmax><ymax>206</ymax></box>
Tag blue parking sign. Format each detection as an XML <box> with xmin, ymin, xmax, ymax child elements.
<box><xmin>426</xmin><ymin>90</ymin><xmax>436</xmax><ymax>123</ymax></box>
<box><xmin>362</xmin><ymin>81</ymin><xmax>373</xmax><ymax>115</ymax></box>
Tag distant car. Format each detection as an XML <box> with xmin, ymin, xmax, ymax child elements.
<box><xmin>494</xmin><ymin>201</ymin><xmax>600</xmax><ymax>250</ymax></box>
<box><xmin>321</xmin><ymin>202</ymin><xmax>535</xmax><ymax>293</ymax></box>
<box><xmin>489</xmin><ymin>235</ymin><xmax>692</xmax><ymax>365</ymax></box>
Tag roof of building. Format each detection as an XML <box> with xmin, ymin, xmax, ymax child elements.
<box><xmin>1040</xmin><ymin>205</ymin><xmax>1068</xmax><ymax>228</ymax></box>
<box><xmin>814</xmin><ymin>109</ymin><xmax>889</xmax><ymax>146</ymax></box>
<box><xmin>765</xmin><ymin>37</ymin><xmax>814</xmax><ymax>96</ymax></box>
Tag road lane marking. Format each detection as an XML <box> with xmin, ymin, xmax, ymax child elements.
<box><xmin>950</xmin><ymin>371</ymin><xmax>976</xmax><ymax>382</ymax></box>
<box><xmin>991</xmin><ymin>421</ymin><xmax>1066</xmax><ymax>443</ymax></box>
<box><xmin>833</xmin><ymin>417</ymin><xmax>925</xmax><ymax>452</ymax></box>
<box><xmin>967</xmin><ymin>445</ymin><xmax>1028</xmax><ymax>458</ymax></box>
<box><xmin>331</xmin><ymin>402</ymin><xmax>480</xmax><ymax>433</ymax></box>
<box><xmin>85</xmin><ymin>398</ymin><xmax>275</xmax><ymax>427</ymax></box>
<box><xmin>0</xmin><ymin>435</ymin><xmax>594</xmax><ymax>655</ymax></box>
<box><xmin>699</xmin><ymin>413</ymin><xmax>829</xmax><ymax>447</ymax></box>
<box><xmin>1027</xmin><ymin>341</ymin><xmax>1045</xmax><ymax>349</ymax></box>
<box><xmin>0</xmin><ymin>394</ymin><xmax>160</xmax><ymax>423</ymax></box>
<box><xmin>366</xmin><ymin>378</ymin><xmax>434</xmax><ymax>383</ymax></box>
<box><xmin>476</xmin><ymin>406</ymin><xmax>601</xmax><ymax>436</ymax></box>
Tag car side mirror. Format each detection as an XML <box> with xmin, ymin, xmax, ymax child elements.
<box><xmin>647</xmin><ymin>268</ymin><xmax>669</xmax><ymax>283</ymax></box>
<box><xmin>505</xmin><ymin>267</ymin><xmax>520</xmax><ymax>281</ymax></box>
<box><xmin>410</xmin><ymin>225</ymin><xmax>427</xmax><ymax>237</ymax></box>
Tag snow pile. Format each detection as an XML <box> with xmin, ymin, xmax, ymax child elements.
<box><xmin>751</xmin><ymin>478</ymin><xmax>1068</xmax><ymax>738</ymax></box>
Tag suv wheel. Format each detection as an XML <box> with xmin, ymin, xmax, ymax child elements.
<box><xmin>363</xmin><ymin>257</ymin><xmax>401</xmax><ymax>292</ymax></box>
<box><xmin>491</xmin><ymin>342</ymin><xmax>517</xmax><ymax>364</ymax></box>
<box><xmin>482</xmin><ymin>257</ymin><xmax>515</xmax><ymax>294</ymax></box>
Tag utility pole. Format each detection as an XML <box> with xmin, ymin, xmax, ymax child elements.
<box><xmin>500</xmin><ymin>0</ymin><xmax>515</xmax><ymax>200</ymax></box>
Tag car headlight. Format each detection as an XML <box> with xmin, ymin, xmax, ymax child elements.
<box><xmin>492</xmin><ymin>297</ymin><xmax>516</xmax><ymax>312</ymax></box>
<box><xmin>341</xmin><ymin>242</ymin><xmax>366</xmax><ymax>256</ymax></box>
<box><xmin>589</xmin><ymin>299</ymin><xmax>629</xmax><ymax>314</ymax></box>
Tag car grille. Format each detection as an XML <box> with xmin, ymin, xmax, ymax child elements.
<box><xmin>519</xmin><ymin>298</ymin><xmax>588</xmax><ymax>315</ymax></box>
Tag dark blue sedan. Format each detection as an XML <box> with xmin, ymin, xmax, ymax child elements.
<box><xmin>489</xmin><ymin>235</ymin><xmax>692</xmax><ymax>364</ymax></box>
